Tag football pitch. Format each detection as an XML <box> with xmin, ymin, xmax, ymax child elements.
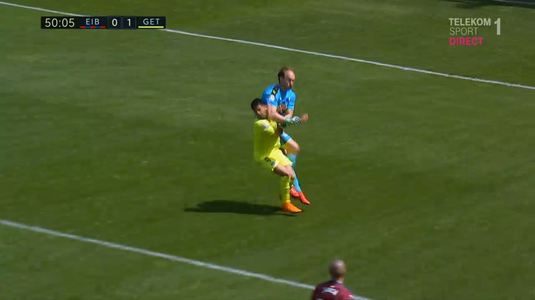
<box><xmin>1</xmin><ymin>1</ymin><xmax>534</xmax><ymax>299</ymax></box>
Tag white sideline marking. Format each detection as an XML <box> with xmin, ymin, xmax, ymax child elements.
<box><xmin>0</xmin><ymin>1</ymin><xmax>82</xmax><ymax>16</ymax></box>
<box><xmin>493</xmin><ymin>0</ymin><xmax>535</xmax><ymax>5</ymax></box>
<box><xmin>0</xmin><ymin>219</ymin><xmax>370</xmax><ymax>300</ymax></box>
<box><xmin>1</xmin><ymin>1</ymin><xmax>535</xmax><ymax>91</ymax></box>
<box><xmin>161</xmin><ymin>27</ymin><xmax>535</xmax><ymax>91</ymax></box>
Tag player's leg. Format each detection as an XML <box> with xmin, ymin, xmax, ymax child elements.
<box><xmin>273</xmin><ymin>164</ymin><xmax>301</xmax><ymax>213</ymax></box>
<box><xmin>273</xmin><ymin>163</ymin><xmax>294</xmax><ymax>201</ymax></box>
<box><xmin>271</xmin><ymin>150</ymin><xmax>302</xmax><ymax>213</ymax></box>
<box><xmin>273</xmin><ymin>163</ymin><xmax>295</xmax><ymax>178</ymax></box>
<box><xmin>281</xmin><ymin>132</ymin><xmax>310</xmax><ymax>205</ymax></box>
<box><xmin>280</xmin><ymin>132</ymin><xmax>302</xmax><ymax>192</ymax></box>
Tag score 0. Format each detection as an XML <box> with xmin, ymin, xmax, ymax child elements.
<box><xmin>108</xmin><ymin>16</ymin><xmax>136</xmax><ymax>29</ymax></box>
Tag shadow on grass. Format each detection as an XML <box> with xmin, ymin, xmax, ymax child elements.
<box><xmin>444</xmin><ymin>0</ymin><xmax>535</xmax><ymax>8</ymax></box>
<box><xmin>185</xmin><ymin>200</ymin><xmax>295</xmax><ymax>216</ymax></box>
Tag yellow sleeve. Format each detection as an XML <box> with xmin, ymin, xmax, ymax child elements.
<box><xmin>256</xmin><ymin>119</ymin><xmax>275</xmax><ymax>135</ymax></box>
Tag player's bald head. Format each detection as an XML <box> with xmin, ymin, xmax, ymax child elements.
<box><xmin>277</xmin><ymin>66</ymin><xmax>294</xmax><ymax>79</ymax></box>
<box><xmin>277</xmin><ymin>66</ymin><xmax>295</xmax><ymax>89</ymax></box>
<box><xmin>329</xmin><ymin>259</ymin><xmax>347</xmax><ymax>280</ymax></box>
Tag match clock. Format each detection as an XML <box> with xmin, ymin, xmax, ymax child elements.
<box><xmin>41</xmin><ymin>16</ymin><xmax>77</xmax><ymax>29</ymax></box>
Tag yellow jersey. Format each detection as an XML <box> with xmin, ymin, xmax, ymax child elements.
<box><xmin>253</xmin><ymin>118</ymin><xmax>281</xmax><ymax>161</ymax></box>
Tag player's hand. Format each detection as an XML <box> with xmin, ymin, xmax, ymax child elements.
<box><xmin>284</xmin><ymin>114</ymin><xmax>308</xmax><ymax>126</ymax></box>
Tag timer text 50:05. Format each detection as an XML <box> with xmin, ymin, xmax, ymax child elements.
<box><xmin>42</xmin><ymin>17</ymin><xmax>76</xmax><ymax>28</ymax></box>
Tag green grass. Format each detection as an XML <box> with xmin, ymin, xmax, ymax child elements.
<box><xmin>1</xmin><ymin>1</ymin><xmax>534</xmax><ymax>299</ymax></box>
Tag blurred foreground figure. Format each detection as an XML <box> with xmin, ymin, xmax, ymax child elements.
<box><xmin>311</xmin><ymin>260</ymin><xmax>353</xmax><ymax>300</ymax></box>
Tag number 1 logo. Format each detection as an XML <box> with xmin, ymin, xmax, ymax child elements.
<box><xmin>495</xmin><ymin>18</ymin><xmax>501</xmax><ymax>36</ymax></box>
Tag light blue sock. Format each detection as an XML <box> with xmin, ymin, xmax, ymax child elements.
<box><xmin>287</xmin><ymin>153</ymin><xmax>302</xmax><ymax>192</ymax></box>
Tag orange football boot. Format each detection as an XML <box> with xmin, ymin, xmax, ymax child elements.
<box><xmin>290</xmin><ymin>186</ymin><xmax>301</xmax><ymax>198</ymax></box>
<box><xmin>281</xmin><ymin>202</ymin><xmax>302</xmax><ymax>213</ymax></box>
<box><xmin>298</xmin><ymin>192</ymin><xmax>311</xmax><ymax>205</ymax></box>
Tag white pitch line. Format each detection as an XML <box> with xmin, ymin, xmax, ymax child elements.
<box><xmin>0</xmin><ymin>219</ymin><xmax>370</xmax><ymax>300</ymax></box>
<box><xmin>493</xmin><ymin>0</ymin><xmax>535</xmax><ymax>6</ymax></box>
<box><xmin>1</xmin><ymin>1</ymin><xmax>534</xmax><ymax>91</ymax></box>
<box><xmin>161</xmin><ymin>28</ymin><xmax>535</xmax><ymax>91</ymax></box>
<box><xmin>0</xmin><ymin>1</ymin><xmax>82</xmax><ymax>16</ymax></box>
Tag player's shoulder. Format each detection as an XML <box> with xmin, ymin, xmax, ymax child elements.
<box><xmin>315</xmin><ymin>280</ymin><xmax>334</xmax><ymax>289</ymax></box>
<box><xmin>255</xmin><ymin>118</ymin><xmax>268</xmax><ymax>125</ymax></box>
<box><xmin>316</xmin><ymin>280</ymin><xmax>349</xmax><ymax>291</ymax></box>
<box><xmin>287</xmin><ymin>88</ymin><xmax>297</xmax><ymax>99</ymax></box>
<box><xmin>338</xmin><ymin>284</ymin><xmax>353</xmax><ymax>299</ymax></box>
<box><xmin>254</xmin><ymin>118</ymin><xmax>271</xmax><ymax>127</ymax></box>
<box><xmin>262</xmin><ymin>83</ymin><xmax>279</xmax><ymax>104</ymax></box>
<box><xmin>263</xmin><ymin>83</ymin><xmax>278</xmax><ymax>93</ymax></box>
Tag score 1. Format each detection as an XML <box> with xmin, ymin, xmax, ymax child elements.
<box><xmin>108</xmin><ymin>16</ymin><xmax>136</xmax><ymax>29</ymax></box>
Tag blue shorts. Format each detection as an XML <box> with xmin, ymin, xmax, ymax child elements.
<box><xmin>280</xmin><ymin>131</ymin><xmax>292</xmax><ymax>145</ymax></box>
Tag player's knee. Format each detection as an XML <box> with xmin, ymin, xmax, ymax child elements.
<box><xmin>284</xmin><ymin>174</ymin><xmax>293</xmax><ymax>181</ymax></box>
<box><xmin>285</xmin><ymin>166</ymin><xmax>295</xmax><ymax>179</ymax></box>
<box><xmin>293</xmin><ymin>143</ymin><xmax>300</xmax><ymax>153</ymax></box>
<box><xmin>287</xmin><ymin>141</ymin><xmax>300</xmax><ymax>154</ymax></box>
<box><xmin>275</xmin><ymin>165</ymin><xmax>293</xmax><ymax>178</ymax></box>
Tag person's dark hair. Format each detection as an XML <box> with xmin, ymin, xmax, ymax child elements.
<box><xmin>277</xmin><ymin>66</ymin><xmax>294</xmax><ymax>82</ymax></box>
<box><xmin>250</xmin><ymin>98</ymin><xmax>263</xmax><ymax>111</ymax></box>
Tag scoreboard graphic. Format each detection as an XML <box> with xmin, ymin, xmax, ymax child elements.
<box><xmin>41</xmin><ymin>16</ymin><xmax>166</xmax><ymax>29</ymax></box>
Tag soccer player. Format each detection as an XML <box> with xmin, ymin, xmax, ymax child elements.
<box><xmin>260</xmin><ymin>67</ymin><xmax>310</xmax><ymax>205</ymax></box>
<box><xmin>251</xmin><ymin>98</ymin><xmax>308</xmax><ymax>214</ymax></box>
<box><xmin>311</xmin><ymin>260</ymin><xmax>354</xmax><ymax>300</ymax></box>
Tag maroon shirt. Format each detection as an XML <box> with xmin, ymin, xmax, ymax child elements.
<box><xmin>311</xmin><ymin>280</ymin><xmax>353</xmax><ymax>300</ymax></box>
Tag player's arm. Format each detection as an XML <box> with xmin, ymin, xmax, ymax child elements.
<box><xmin>284</xmin><ymin>113</ymin><xmax>309</xmax><ymax>126</ymax></box>
<box><xmin>257</xmin><ymin>120</ymin><xmax>277</xmax><ymax>136</ymax></box>
<box><xmin>283</xmin><ymin>109</ymin><xmax>294</xmax><ymax>118</ymax></box>
<box><xmin>261</xmin><ymin>86</ymin><xmax>289</xmax><ymax>123</ymax></box>
<box><xmin>262</xmin><ymin>88</ymin><xmax>305</xmax><ymax>125</ymax></box>
<box><xmin>267</xmin><ymin>104</ymin><xmax>289</xmax><ymax>123</ymax></box>
<box><xmin>342</xmin><ymin>289</ymin><xmax>354</xmax><ymax>300</ymax></box>
<box><xmin>268</xmin><ymin>105</ymin><xmax>309</xmax><ymax>126</ymax></box>
<box><xmin>310</xmin><ymin>287</ymin><xmax>319</xmax><ymax>300</ymax></box>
